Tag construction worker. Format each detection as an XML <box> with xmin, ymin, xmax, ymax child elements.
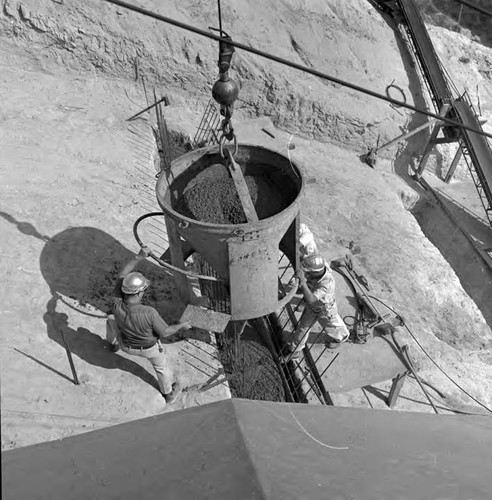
<box><xmin>106</xmin><ymin>246</ymin><xmax>192</xmax><ymax>404</ymax></box>
<box><xmin>283</xmin><ymin>253</ymin><xmax>350</xmax><ymax>361</ymax></box>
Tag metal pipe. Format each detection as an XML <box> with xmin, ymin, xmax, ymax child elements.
<box><xmin>391</xmin><ymin>334</ymin><xmax>439</xmax><ymax>414</ymax></box>
<box><xmin>60</xmin><ymin>330</ymin><xmax>79</xmax><ymax>385</ymax></box>
<box><xmin>444</xmin><ymin>142</ymin><xmax>464</xmax><ymax>183</ymax></box>
<box><xmin>376</xmin><ymin>118</ymin><xmax>438</xmax><ymax>154</ymax></box>
<box><xmin>217</xmin><ymin>0</ymin><xmax>223</xmax><ymax>36</ymax></box>
<box><xmin>127</xmin><ymin>96</ymin><xmax>169</xmax><ymax>121</ymax></box>
<box><xmin>402</xmin><ymin>345</ymin><xmax>439</xmax><ymax>414</ymax></box>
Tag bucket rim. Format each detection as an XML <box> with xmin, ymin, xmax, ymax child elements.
<box><xmin>156</xmin><ymin>143</ymin><xmax>306</xmax><ymax>232</ymax></box>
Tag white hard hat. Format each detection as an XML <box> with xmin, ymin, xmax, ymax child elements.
<box><xmin>301</xmin><ymin>254</ymin><xmax>326</xmax><ymax>273</ymax></box>
<box><xmin>121</xmin><ymin>272</ymin><xmax>150</xmax><ymax>294</ymax></box>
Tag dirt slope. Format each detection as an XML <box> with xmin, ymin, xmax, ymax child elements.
<box><xmin>1</xmin><ymin>0</ymin><xmax>414</xmax><ymax>148</ymax></box>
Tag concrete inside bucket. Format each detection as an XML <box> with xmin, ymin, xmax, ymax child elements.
<box><xmin>168</xmin><ymin>148</ymin><xmax>302</xmax><ymax>225</ymax></box>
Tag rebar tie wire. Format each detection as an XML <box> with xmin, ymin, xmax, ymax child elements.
<box><xmin>102</xmin><ymin>0</ymin><xmax>492</xmax><ymax>141</ymax></box>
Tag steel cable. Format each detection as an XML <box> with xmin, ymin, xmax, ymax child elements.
<box><xmin>407</xmin><ymin>374</ymin><xmax>492</xmax><ymax>417</ymax></box>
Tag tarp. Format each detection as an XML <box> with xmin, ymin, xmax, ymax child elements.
<box><xmin>3</xmin><ymin>399</ymin><xmax>492</xmax><ymax>500</ymax></box>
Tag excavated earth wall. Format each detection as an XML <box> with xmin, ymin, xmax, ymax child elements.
<box><xmin>1</xmin><ymin>0</ymin><xmax>413</xmax><ymax>150</ymax></box>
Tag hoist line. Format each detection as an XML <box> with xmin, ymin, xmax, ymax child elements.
<box><xmin>217</xmin><ymin>0</ymin><xmax>223</xmax><ymax>36</ymax></box>
<box><xmin>101</xmin><ymin>0</ymin><xmax>492</xmax><ymax>141</ymax></box>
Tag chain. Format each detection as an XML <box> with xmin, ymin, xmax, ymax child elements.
<box><xmin>210</xmin><ymin>2</ymin><xmax>239</xmax><ymax>159</ymax></box>
<box><xmin>219</xmin><ymin>104</ymin><xmax>238</xmax><ymax>158</ymax></box>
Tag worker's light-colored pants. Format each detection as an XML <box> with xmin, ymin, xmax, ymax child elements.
<box><xmin>106</xmin><ymin>317</ymin><xmax>173</xmax><ymax>395</ymax></box>
<box><xmin>290</xmin><ymin>303</ymin><xmax>349</xmax><ymax>352</ymax></box>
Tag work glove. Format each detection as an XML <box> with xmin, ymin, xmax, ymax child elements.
<box><xmin>295</xmin><ymin>269</ymin><xmax>307</xmax><ymax>286</ymax></box>
<box><xmin>137</xmin><ymin>246</ymin><xmax>151</xmax><ymax>260</ymax></box>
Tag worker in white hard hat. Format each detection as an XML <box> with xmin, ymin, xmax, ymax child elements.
<box><xmin>106</xmin><ymin>246</ymin><xmax>192</xmax><ymax>404</ymax></box>
<box><xmin>282</xmin><ymin>253</ymin><xmax>350</xmax><ymax>362</ymax></box>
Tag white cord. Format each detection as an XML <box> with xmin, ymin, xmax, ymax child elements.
<box><xmin>287</xmin><ymin>134</ymin><xmax>300</xmax><ymax>178</ymax></box>
<box><xmin>288</xmin><ymin>406</ymin><xmax>350</xmax><ymax>450</ymax></box>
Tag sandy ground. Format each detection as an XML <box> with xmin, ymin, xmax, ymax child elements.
<box><xmin>0</xmin><ymin>0</ymin><xmax>414</xmax><ymax>149</ymax></box>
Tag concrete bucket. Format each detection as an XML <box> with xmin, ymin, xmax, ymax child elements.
<box><xmin>156</xmin><ymin>143</ymin><xmax>305</xmax><ymax>320</ymax></box>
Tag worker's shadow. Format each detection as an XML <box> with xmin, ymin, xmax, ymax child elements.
<box><xmin>44</xmin><ymin>293</ymin><xmax>159</xmax><ymax>389</ymax></box>
<box><xmin>39</xmin><ymin>226</ymin><xmax>182</xmax><ymax>387</ymax></box>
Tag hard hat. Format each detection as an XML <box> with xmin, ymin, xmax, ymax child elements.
<box><xmin>301</xmin><ymin>254</ymin><xmax>326</xmax><ymax>273</ymax></box>
<box><xmin>121</xmin><ymin>272</ymin><xmax>150</xmax><ymax>295</ymax></box>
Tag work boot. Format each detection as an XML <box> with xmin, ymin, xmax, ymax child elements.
<box><xmin>108</xmin><ymin>342</ymin><xmax>120</xmax><ymax>353</ymax></box>
<box><xmin>163</xmin><ymin>382</ymin><xmax>182</xmax><ymax>404</ymax></box>
<box><xmin>326</xmin><ymin>333</ymin><xmax>349</xmax><ymax>350</ymax></box>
